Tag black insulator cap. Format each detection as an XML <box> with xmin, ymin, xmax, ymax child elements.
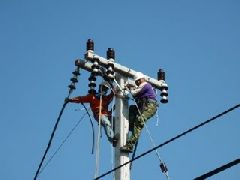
<box><xmin>88</xmin><ymin>76</ymin><xmax>96</xmax><ymax>81</ymax></box>
<box><xmin>87</xmin><ymin>39</ymin><xmax>94</xmax><ymax>51</ymax></box>
<box><xmin>158</xmin><ymin>69</ymin><xmax>165</xmax><ymax>81</ymax></box>
<box><xmin>68</xmin><ymin>84</ymin><xmax>76</xmax><ymax>90</ymax></box>
<box><xmin>88</xmin><ymin>83</ymin><xmax>96</xmax><ymax>87</ymax></box>
<box><xmin>88</xmin><ymin>89</ymin><xmax>96</xmax><ymax>94</ymax></box>
<box><xmin>160</xmin><ymin>98</ymin><xmax>168</xmax><ymax>104</ymax></box>
<box><xmin>70</xmin><ymin>77</ymin><xmax>78</xmax><ymax>83</ymax></box>
<box><xmin>72</xmin><ymin>71</ymin><xmax>80</xmax><ymax>76</ymax></box>
<box><xmin>107</xmin><ymin>48</ymin><xmax>115</xmax><ymax>59</ymax></box>
<box><xmin>75</xmin><ymin>59</ymin><xmax>81</xmax><ymax>67</ymax></box>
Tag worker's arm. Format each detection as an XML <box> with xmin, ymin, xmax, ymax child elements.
<box><xmin>68</xmin><ymin>94</ymin><xmax>93</xmax><ymax>103</ymax></box>
<box><xmin>105</xmin><ymin>90</ymin><xmax>114</xmax><ymax>102</ymax></box>
<box><xmin>129</xmin><ymin>82</ymin><xmax>147</xmax><ymax>96</ymax></box>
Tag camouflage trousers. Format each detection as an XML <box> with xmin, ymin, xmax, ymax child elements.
<box><xmin>126</xmin><ymin>100</ymin><xmax>158</xmax><ymax>150</ymax></box>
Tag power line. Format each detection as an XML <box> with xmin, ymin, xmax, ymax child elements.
<box><xmin>38</xmin><ymin>112</ymin><xmax>87</xmax><ymax>175</ymax></box>
<box><xmin>194</xmin><ymin>158</ymin><xmax>240</xmax><ymax>180</ymax></box>
<box><xmin>95</xmin><ymin>103</ymin><xmax>240</xmax><ymax>180</ymax></box>
<box><xmin>33</xmin><ymin>102</ymin><xmax>68</xmax><ymax>180</ymax></box>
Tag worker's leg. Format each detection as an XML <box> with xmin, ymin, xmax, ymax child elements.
<box><xmin>141</xmin><ymin>101</ymin><xmax>158</xmax><ymax>122</ymax></box>
<box><xmin>122</xmin><ymin>101</ymin><xmax>158</xmax><ymax>152</ymax></box>
<box><xmin>101</xmin><ymin>114</ymin><xmax>114</xmax><ymax>141</ymax></box>
<box><xmin>125</xmin><ymin>115</ymin><xmax>145</xmax><ymax>150</ymax></box>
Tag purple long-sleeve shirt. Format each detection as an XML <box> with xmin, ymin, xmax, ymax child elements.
<box><xmin>131</xmin><ymin>82</ymin><xmax>156</xmax><ymax>100</ymax></box>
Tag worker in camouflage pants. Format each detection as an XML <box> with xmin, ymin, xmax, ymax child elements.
<box><xmin>120</xmin><ymin>72</ymin><xmax>158</xmax><ymax>153</ymax></box>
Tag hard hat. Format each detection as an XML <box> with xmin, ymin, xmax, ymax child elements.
<box><xmin>134</xmin><ymin>72</ymin><xmax>145</xmax><ymax>81</ymax></box>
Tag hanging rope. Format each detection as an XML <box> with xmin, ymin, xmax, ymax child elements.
<box><xmin>132</xmin><ymin>96</ymin><xmax>169</xmax><ymax>178</ymax></box>
<box><xmin>155</xmin><ymin>90</ymin><xmax>160</xmax><ymax>127</ymax></box>
<box><xmin>130</xmin><ymin>141</ymin><xmax>138</xmax><ymax>170</ymax></box>
<box><xmin>81</xmin><ymin>103</ymin><xmax>95</xmax><ymax>154</ymax></box>
<box><xmin>94</xmin><ymin>86</ymin><xmax>103</xmax><ymax>178</ymax></box>
<box><xmin>110</xmin><ymin>96</ymin><xmax>116</xmax><ymax>179</ymax></box>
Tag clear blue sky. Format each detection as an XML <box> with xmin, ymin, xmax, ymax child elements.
<box><xmin>0</xmin><ymin>0</ymin><xmax>239</xmax><ymax>180</ymax></box>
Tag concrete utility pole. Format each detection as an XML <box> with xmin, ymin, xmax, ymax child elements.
<box><xmin>76</xmin><ymin>39</ymin><xmax>168</xmax><ymax>180</ymax></box>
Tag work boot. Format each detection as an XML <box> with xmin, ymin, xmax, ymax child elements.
<box><xmin>112</xmin><ymin>133</ymin><xmax>120</xmax><ymax>147</ymax></box>
<box><xmin>112</xmin><ymin>137</ymin><xmax>118</xmax><ymax>147</ymax></box>
<box><xmin>120</xmin><ymin>145</ymin><xmax>133</xmax><ymax>153</ymax></box>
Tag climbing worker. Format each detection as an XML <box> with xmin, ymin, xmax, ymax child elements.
<box><xmin>66</xmin><ymin>82</ymin><xmax>117</xmax><ymax>145</ymax></box>
<box><xmin>120</xmin><ymin>72</ymin><xmax>158</xmax><ymax>153</ymax></box>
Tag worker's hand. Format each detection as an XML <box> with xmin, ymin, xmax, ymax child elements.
<box><xmin>125</xmin><ymin>83</ymin><xmax>135</xmax><ymax>89</ymax></box>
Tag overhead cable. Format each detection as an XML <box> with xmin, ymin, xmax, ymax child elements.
<box><xmin>33</xmin><ymin>101</ymin><xmax>68</xmax><ymax>180</ymax></box>
<box><xmin>95</xmin><ymin>103</ymin><xmax>240</xmax><ymax>180</ymax></box>
<box><xmin>194</xmin><ymin>158</ymin><xmax>240</xmax><ymax>180</ymax></box>
<box><xmin>39</xmin><ymin>112</ymin><xmax>87</xmax><ymax>175</ymax></box>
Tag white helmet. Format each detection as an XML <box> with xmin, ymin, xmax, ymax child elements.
<box><xmin>134</xmin><ymin>72</ymin><xmax>145</xmax><ymax>81</ymax></box>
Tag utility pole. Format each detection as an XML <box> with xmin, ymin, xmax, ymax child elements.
<box><xmin>76</xmin><ymin>39</ymin><xmax>168</xmax><ymax>180</ymax></box>
<box><xmin>114</xmin><ymin>73</ymin><xmax>130</xmax><ymax>180</ymax></box>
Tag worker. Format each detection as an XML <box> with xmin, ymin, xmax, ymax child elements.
<box><xmin>120</xmin><ymin>72</ymin><xmax>158</xmax><ymax>153</ymax></box>
<box><xmin>66</xmin><ymin>82</ymin><xmax>117</xmax><ymax>145</ymax></box>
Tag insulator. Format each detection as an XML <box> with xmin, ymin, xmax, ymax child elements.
<box><xmin>70</xmin><ymin>77</ymin><xmax>78</xmax><ymax>83</ymax></box>
<box><xmin>158</xmin><ymin>69</ymin><xmax>165</xmax><ymax>81</ymax></box>
<box><xmin>68</xmin><ymin>84</ymin><xmax>76</xmax><ymax>90</ymax></box>
<box><xmin>92</xmin><ymin>69</ymin><xmax>100</xmax><ymax>73</ymax></box>
<box><xmin>89</xmin><ymin>80</ymin><xmax>96</xmax><ymax>84</ymax></box>
<box><xmin>88</xmin><ymin>89</ymin><xmax>96</xmax><ymax>94</ymax></box>
<box><xmin>88</xmin><ymin>83</ymin><xmax>96</xmax><ymax>87</ymax></box>
<box><xmin>106</xmin><ymin>70</ymin><xmax>114</xmax><ymax>75</ymax></box>
<box><xmin>107</xmin><ymin>66</ymin><xmax>113</xmax><ymax>71</ymax></box>
<box><xmin>88</xmin><ymin>76</ymin><xmax>96</xmax><ymax>81</ymax></box>
<box><xmin>72</xmin><ymin>70</ymin><xmax>80</xmax><ymax>76</ymax></box>
<box><xmin>93</xmin><ymin>61</ymin><xmax>99</xmax><ymax>66</ymax></box>
<box><xmin>92</xmin><ymin>64</ymin><xmax>100</xmax><ymax>69</ymax></box>
<box><xmin>87</xmin><ymin>39</ymin><xmax>94</xmax><ymax>51</ymax></box>
<box><xmin>107</xmin><ymin>74</ymin><xmax>115</xmax><ymax>80</ymax></box>
<box><xmin>107</xmin><ymin>48</ymin><xmax>115</xmax><ymax>59</ymax></box>
<box><xmin>160</xmin><ymin>96</ymin><xmax>168</xmax><ymax>104</ymax></box>
<box><xmin>160</xmin><ymin>84</ymin><xmax>168</xmax><ymax>91</ymax></box>
<box><xmin>161</xmin><ymin>89</ymin><xmax>168</xmax><ymax>96</ymax></box>
<box><xmin>75</xmin><ymin>59</ymin><xmax>81</xmax><ymax>67</ymax></box>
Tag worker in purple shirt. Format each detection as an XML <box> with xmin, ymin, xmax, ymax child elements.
<box><xmin>121</xmin><ymin>72</ymin><xmax>158</xmax><ymax>153</ymax></box>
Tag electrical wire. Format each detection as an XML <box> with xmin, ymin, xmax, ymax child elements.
<box><xmin>38</xmin><ymin>112</ymin><xmax>87</xmax><ymax>175</ymax></box>
<box><xmin>194</xmin><ymin>158</ymin><xmax>240</xmax><ymax>180</ymax></box>
<box><xmin>33</xmin><ymin>101</ymin><xmax>68</xmax><ymax>180</ymax></box>
<box><xmin>94</xmin><ymin>103</ymin><xmax>240</xmax><ymax>180</ymax></box>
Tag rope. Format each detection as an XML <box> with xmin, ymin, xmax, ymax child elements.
<box><xmin>130</xmin><ymin>141</ymin><xmax>138</xmax><ymax>170</ymax></box>
<box><xmin>33</xmin><ymin>101</ymin><xmax>68</xmax><ymax>180</ymax></box>
<box><xmin>110</xmin><ymin>96</ymin><xmax>116</xmax><ymax>180</ymax></box>
<box><xmin>132</xmin><ymin>98</ymin><xmax>168</xmax><ymax>178</ymax></box>
<box><xmin>81</xmin><ymin>103</ymin><xmax>95</xmax><ymax>154</ymax></box>
<box><xmin>94</xmin><ymin>88</ymin><xmax>103</xmax><ymax>178</ymax></box>
<box><xmin>155</xmin><ymin>90</ymin><xmax>160</xmax><ymax>127</ymax></box>
<box><xmin>38</xmin><ymin>112</ymin><xmax>87</xmax><ymax>175</ymax></box>
<box><xmin>94</xmin><ymin>103</ymin><xmax>240</xmax><ymax>180</ymax></box>
<box><xmin>194</xmin><ymin>158</ymin><xmax>240</xmax><ymax>180</ymax></box>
